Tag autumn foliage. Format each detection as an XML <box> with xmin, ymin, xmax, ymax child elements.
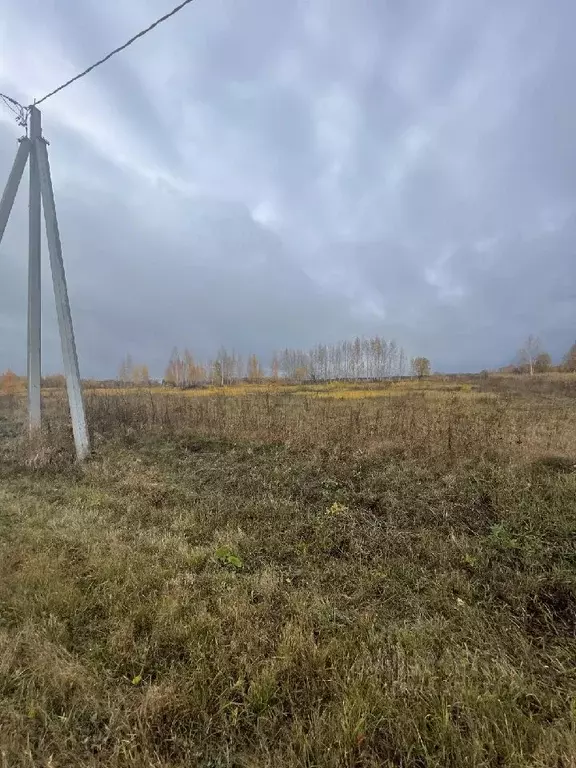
<box><xmin>0</xmin><ymin>369</ymin><xmax>22</xmax><ymax>395</ymax></box>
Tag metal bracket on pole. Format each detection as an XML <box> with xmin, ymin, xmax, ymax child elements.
<box><xmin>28</xmin><ymin>107</ymin><xmax>42</xmax><ymax>432</ymax></box>
<box><xmin>35</xmin><ymin>136</ymin><xmax>90</xmax><ymax>461</ymax></box>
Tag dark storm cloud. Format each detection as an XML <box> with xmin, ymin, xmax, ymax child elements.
<box><xmin>1</xmin><ymin>0</ymin><xmax>576</xmax><ymax>376</ymax></box>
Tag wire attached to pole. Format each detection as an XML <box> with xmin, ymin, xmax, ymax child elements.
<box><xmin>0</xmin><ymin>92</ymin><xmax>29</xmax><ymax>128</ymax></box>
<box><xmin>33</xmin><ymin>0</ymin><xmax>197</xmax><ymax>107</ymax></box>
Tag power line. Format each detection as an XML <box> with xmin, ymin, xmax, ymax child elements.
<box><xmin>33</xmin><ymin>0</ymin><xmax>197</xmax><ymax>107</ymax></box>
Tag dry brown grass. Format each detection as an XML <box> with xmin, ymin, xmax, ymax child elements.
<box><xmin>0</xmin><ymin>376</ymin><xmax>575</xmax><ymax>766</ymax></box>
<box><xmin>77</xmin><ymin>381</ymin><xmax>576</xmax><ymax>463</ymax></box>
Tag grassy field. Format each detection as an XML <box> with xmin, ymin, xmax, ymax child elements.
<box><xmin>0</xmin><ymin>376</ymin><xmax>575</xmax><ymax>767</ymax></box>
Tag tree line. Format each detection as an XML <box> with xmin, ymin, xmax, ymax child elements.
<box><xmin>116</xmin><ymin>337</ymin><xmax>431</xmax><ymax>387</ymax></box>
<box><xmin>502</xmin><ymin>336</ymin><xmax>576</xmax><ymax>375</ymax></box>
<box><xmin>5</xmin><ymin>337</ymin><xmax>576</xmax><ymax>392</ymax></box>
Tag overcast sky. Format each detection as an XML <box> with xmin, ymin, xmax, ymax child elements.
<box><xmin>1</xmin><ymin>0</ymin><xmax>575</xmax><ymax>377</ymax></box>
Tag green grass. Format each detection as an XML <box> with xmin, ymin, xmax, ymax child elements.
<box><xmin>0</xmin><ymin>380</ymin><xmax>575</xmax><ymax>766</ymax></box>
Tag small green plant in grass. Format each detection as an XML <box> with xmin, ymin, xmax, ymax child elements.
<box><xmin>326</xmin><ymin>501</ymin><xmax>349</xmax><ymax>516</ymax></box>
<box><xmin>215</xmin><ymin>546</ymin><xmax>244</xmax><ymax>569</ymax></box>
<box><xmin>462</xmin><ymin>552</ymin><xmax>478</xmax><ymax>569</ymax></box>
<box><xmin>489</xmin><ymin>522</ymin><xmax>520</xmax><ymax>550</ymax></box>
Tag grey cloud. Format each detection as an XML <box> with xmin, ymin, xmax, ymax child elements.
<box><xmin>1</xmin><ymin>0</ymin><xmax>576</xmax><ymax>376</ymax></box>
<box><xmin>0</xmin><ymin>135</ymin><xmax>359</xmax><ymax>376</ymax></box>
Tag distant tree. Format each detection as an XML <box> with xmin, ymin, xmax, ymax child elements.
<box><xmin>294</xmin><ymin>366</ymin><xmax>308</xmax><ymax>382</ymax></box>
<box><xmin>562</xmin><ymin>341</ymin><xmax>576</xmax><ymax>372</ymax></box>
<box><xmin>247</xmin><ymin>354</ymin><xmax>263</xmax><ymax>383</ymax></box>
<box><xmin>0</xmin><ymin>369</ymin><xmax>20</xmax><ymax>395</ymax></box>
<box><xmin>180</xmin><ymin>349</ymin><xmax>207</xmax><ymax>386</ymax></box>
<box><xmin>316</xmin><ymin>343</ymin><xmax>328</xmax><ymax>380</ymax></box>
<box><xmin>165</xmin><ymin>347</ymin><xmax>187</xmax><ymax>386</ymax></box>
<box><xmin>42</xmin><ymin>373</ymin><xmax>65</xmax><ymax>388</ymax></box>
<box><xmin>534</xmin><ymin>352</ymin><xmax>552</xmax><ymax>373</ymax></box>
<box><xmin>214</xmin><ymin>347</ymin><xmax>237</xmax><ymax>385</ymax></box>
<box><xmin>370</xmin><ymin>336</ymin><xmax>384</xmax><ymax>379</ymax></box>
<box><xmin>411</xmin><ymin>357</ymin><xmax>431</xmax><ymax>378</ymax></box>
<box><xmin>271</xmin><ymin>354</ymin><xmax>280</xmax><ymax>382</ymax></box>
<box><xmin>398</xmin><ymin>348</ymin><xmax>407</xmax><ymax>377</ymax></box>
<box><xmin>390</xmin><ymin>341</ymin><xmax>402</xmax><ymax>377</ymax></box>
<box><xmin>134</xmin><ymin>364</ymin><xmax>150</xmax><ymax>385</ymax></box>
<box><xmin>119</xmin><ymin>357</ymin><xmax>149</xmax><ymax>385</ymax></box>
<box><xmin>352</xmin><ymin>337</ymin><xmax>362</xmax><ymax>380</ymax></box>
<box><xmin>183</xmin><ymin>349</ymin><xmax>195</xmax><ymax>386</ymax></box>
<box><xmin>280</xmin><ymin>347</ymin><xmax>307</xmax><ymax>380</ymax></box>
<box><xmin>235</xmin><ymin>353</ymin><xmax>245</xmax><ymax>382</ymax></box>
<box><xmin>518</xmin><ymin>335</ymin><xmax>543</xmax><ymax>376</ymax></box>
<box><xmin>125</xmin><ymin>354</ymin><xmax>134</xmax><ymax>382</ymax></box>
<box><xmin>118</xmin><ymin>357</ymin><xmax>127</xmax><ymax>383</ymax></box>
<box><xmin>212</xmin><ymin>359</ymin><xmax>224</xmax><ymax>387</ymax></box>
<box><xmin>329</xmin><ymin>343</ymin><xmax>341</xmax><ymax>379</ymax></box>
<box><xmin>164</xmin><ymin>348</ymin><xmax>177</xmax><ymax>386</ymax></box>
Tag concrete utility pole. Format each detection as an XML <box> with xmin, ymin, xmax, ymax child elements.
<box><xmin>28</xmin><ymin>106</ymin><xmax>41</xmax><ymax>430</ymax></box>
<box><xmin>0</xmin><ymin>106</ymin><xmax>90</xmax><ymax>460</ymax></box>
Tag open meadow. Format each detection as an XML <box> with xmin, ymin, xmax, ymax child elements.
<box><xmin>0</xmin><ymin>375</ymin><xmax>575</xmax><ymax>767</ymax></box>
